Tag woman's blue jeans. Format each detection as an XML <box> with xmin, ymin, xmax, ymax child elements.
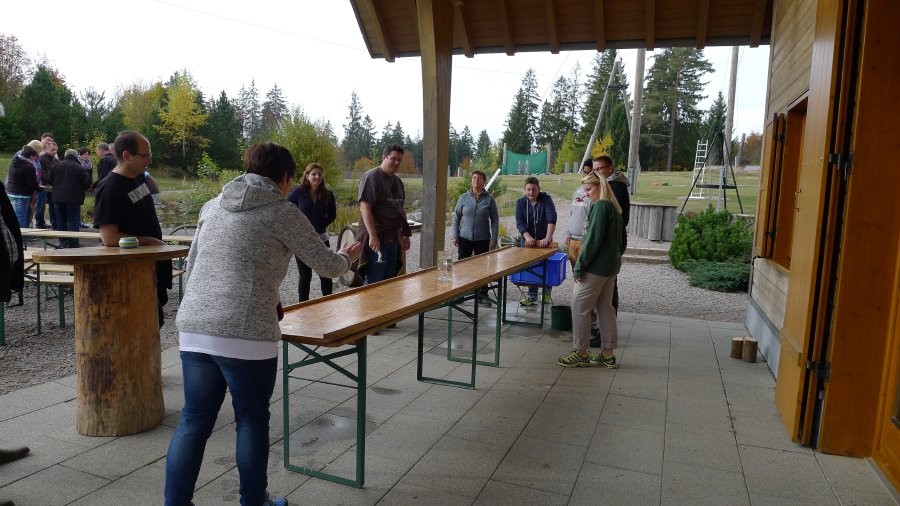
<box><xmin>9</xmin><ymin>196</ymin><xmax>31</xmax><ymax>228</ymax></box>
<box><xmin>164</xmin><ymin>351</ymin><xmax>277</xmax><ymax>506</ymax></box>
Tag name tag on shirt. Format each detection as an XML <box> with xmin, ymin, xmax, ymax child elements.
<box><xmin>127</xmin><ymin>184</ymin><xmax>151</xmax><ymax>204</ymax></box>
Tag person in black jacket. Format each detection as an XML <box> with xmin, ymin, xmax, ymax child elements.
<box><xmin>47</xmin><ymin>149</ymin><xmax>92</xmax><ymax>247</ymax></box>
<box><xmin>95</xmin><ymin>142</ymin><xmax>116</xmax><ymax>184</ymax></box>
<box><xmin>591</xmin><ymin>156</ymin><xmax>631</xmax><ymax>348</ymax></box>
<box><xmin>1</xmin><ymin>180</ymin><xmax>25</xmax><ymax>306</ymax></box>
<box><xmin>5</xmin><ymin>144</ymin><xmax>40</xmax><ymax>228</ymax></box>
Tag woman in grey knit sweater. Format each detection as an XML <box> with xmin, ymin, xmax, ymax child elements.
<box><xmin>165</xmin><ymin>143</ymin><xmax>361</xmax><ymax>506</ymax></box>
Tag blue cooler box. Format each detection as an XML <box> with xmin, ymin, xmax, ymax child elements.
<box><xmin>510</xmin><ymin>252</ymin><xmax>567</xmax><ymax>287</ymax></box>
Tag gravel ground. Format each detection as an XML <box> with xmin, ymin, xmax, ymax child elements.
<box><xmin>0</xmin><ymin>192</ymin><xmax>746</xmax><ymax>395</ymax></box>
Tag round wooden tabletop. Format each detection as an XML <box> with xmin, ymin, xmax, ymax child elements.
<box><xmin>31</xmin><ymin>245</ymin><xmax>189</xmax><ymax>265</ymax></box>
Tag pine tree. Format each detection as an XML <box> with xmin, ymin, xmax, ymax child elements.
<box><xmin>260</xmin><ymin>84</ymin><xmax>288</xmax><ymax>139</ymax></box>
<box><xmin>14</xmin><ymin>65</ymin><xmax>73</xmax><ymax>144</ymax></box>
<box><xmin>238</xmin><ymin>81</ymin><xmax>262</xmax><ymax>143</ymax></box>
<box><xmin>501</xmin><ymin>68</ymin><xmax>539</xmax><ymax>154</ymax></box>
<box><xmin>642</xmin><ymin>48</ymin><xmax>713</xmax><ymax>170</ymax></box>
<box><xmin>536</xmin><ymin>76</ymin><xmax>571</xmax><ymax>154</ymax></box>
<box><xmin>475</xmin><ymin>129</ymin><xmax>492</xmax><ymax>161</ymax></box>
<box><xmin>341</xmin><ymin>92</ymin><xmax>374</xmax><ymax>166</ymax></box>
<box><xmin>202</xmin><ymin>90</ymin><xmax>244</xmax><ymax>169</ymax></box>
<box><xmin>457</xmin><ymin>125</ymin><xmax>475</xmax><ymax>166</ymax></box>
<box><xmin>577</xmin><ymin>51</ymin><xmax>619</xmax><ymax>151</ymax></box>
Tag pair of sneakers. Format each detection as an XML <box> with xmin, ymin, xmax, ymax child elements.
<box><xmin>557</xmin><ymin>350</ymin><xmax>617</xmax><ymax>369</ymax></box>
<box><xmin>519</xmin><ymin>292</ymin><xmax>552</xmax><ymax>306</ymax></box>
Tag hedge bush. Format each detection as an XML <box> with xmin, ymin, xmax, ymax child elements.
<box><xmin>681</xmin><ymin>259</ymin><xmax>751</xmax><ymax>292</ymax></box>
<box><xmin>669</xmin><ymin>207</ymin><xmax>752</xmax><ymax>270</ymax></box>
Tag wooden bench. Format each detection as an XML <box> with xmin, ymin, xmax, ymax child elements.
<box><xmin>24</xmin><ymin>272</ymin><xmax>74</xmax><ymax>331</ymax></box>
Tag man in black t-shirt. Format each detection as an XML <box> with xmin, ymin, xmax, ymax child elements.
<box><xmin>93</xmin><ymin>131</ymin><xmax>172</xmax><ymax>326</ymax></box>
<box><xmin>357</xmin><ymin>144</ymin><xmax>411</xmax><ymax>285</ymax></box>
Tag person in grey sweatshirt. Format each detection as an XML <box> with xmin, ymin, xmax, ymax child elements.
<box><xmin>166</xmin><ymin>142</ymin><xmax>361</xmax><ymax>506</ymax></box>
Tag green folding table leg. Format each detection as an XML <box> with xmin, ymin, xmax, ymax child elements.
<box><xmin>446</xmin><ymin>283</ymin><xmax>501</xmax><ymax>367</ymax></box>
<box><xmin>418</xmin><ymin>309</ymin><xmax>477</xmax><ymax>389</ymax></box>
<box><xmin>502</xmin><ymin>261</ymin><xmax>549</xmax><ymax>328</ymax></box>
<box><xmin>282</xmin><ymin>338</ymin><xmax>367</xmax><ymax>488</ymax></box>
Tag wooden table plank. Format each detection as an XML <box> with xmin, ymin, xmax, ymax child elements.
<box><xmin>280</xmin><ymin>246</ymin><xmax>556</xmax><ymax>345</ymax></box>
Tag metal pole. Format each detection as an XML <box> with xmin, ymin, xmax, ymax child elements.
<box><xmin>627</xmin><ymin>49</ymin><xmax>646</xmax><ymax>194</ymax></box>
<box><xmin>581</xmin><ymin>60</ymin><xmax>620</xmax><ymax>165</ymax></box>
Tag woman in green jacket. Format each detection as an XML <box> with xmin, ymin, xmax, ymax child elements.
<box><xmin>559</xmin><ymin>172</ymin><xmax>623</xmax><ymax>369</ymax></box>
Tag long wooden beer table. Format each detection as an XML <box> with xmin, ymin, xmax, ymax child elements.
<box><xmin>279</xmin><ymin>245</ymin><xmax>556</xmax><ymax>488</ymax></box>
<box><xmin>30</xmin><ymin>245</ymin><xmax>190</xmax><ymax>436</ymax></box>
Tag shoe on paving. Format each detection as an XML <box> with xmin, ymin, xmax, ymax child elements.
<box><xmin>263</xmin><ymin>493</ymin><xmax>288</xmax><ymax>506</ymax></box>
<box><xmin>542</xmin><ymin>292</ymin><xmax>552</xmax><ymax>304</ymax></box>
<box><xmin>589</xmin><ymin>353</ymin><xmax>617</xmax><ymax>369</ymax></box>
<box><xmin>478</xmin><ymin>299</ymin><xmax>492</xmax><ymax>307</ymax></box>
<box><xmin>0</xmin><ymin>447</ymin><xmax>29</xmax><ymax>465</ymax></box>
<box><xmin>558</xmin><ymin>351</ymin><xmax>592</xmax><ymax>368</ymax></box>
<box><xmin>519</xmin><ymin>296</ymin><xmax>535</xmax><ymax>306</ymax></box>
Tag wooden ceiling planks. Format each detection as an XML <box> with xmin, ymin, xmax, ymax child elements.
<box><xmin>350</xmin><ymin>0</ymin><xmax>773</xmax><ymax>60</ymax></box>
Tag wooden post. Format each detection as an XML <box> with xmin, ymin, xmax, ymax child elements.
<box><xmin>74</xmin><ymin>262</ymin><xmax>164</xmax><ymax>435</ymax></box>
<box><xmin>730</xmin><ymin>337</ymin><xmax>744</xmax><ymax>359</ymax></box>
<box><xmin>742</xmin><ymin>337</ymin><xmax>758</xmax><ymax>363</ymax></box>
<box><xmin>417</xmin><ymin>0</ymin><xmax>453</xmax><ymax>268</ymax></box>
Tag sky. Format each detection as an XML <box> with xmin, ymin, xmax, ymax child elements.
<box><xmin>1</xmin><ymin>0</ymin><xmax>770</xmax><ymax>144</ymax></box>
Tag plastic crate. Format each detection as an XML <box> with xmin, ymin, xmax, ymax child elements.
<box><xmin>510</xmin><ymin>252</ymin><xmax>567</xmax><ymax>287</ymax></box>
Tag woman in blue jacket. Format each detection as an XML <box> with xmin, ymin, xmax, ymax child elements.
<box><xmin>514</xmin><ymin>176</ymin><xmax>557</xmax><ymax>305</ymax></box>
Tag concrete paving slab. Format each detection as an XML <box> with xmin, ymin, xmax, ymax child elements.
<box><xmin>599</xmin><ymin>393</ymin><xmax>667</xmax><ymax>434</ymax></box>
<box><xmin>475</xmin><ymin>479</ymin><xmax>569</xmax><ymax>505</ymax></box>
<box><xmin>0</xmin><ymin>463</ymin><xmax>111</xmax><ymax>506</ymax></box>
<box><xmin>0</xmin><ymin>381</ymin><xmax>76</xmax><ymax>421</ymax></box>
<box><xmin>740</xmin><ymin>445</ymin><xmax>843</xmax><ymax>503</ymax></box>
<box><xmin>68</xmin><ymin>463</ymin><xmax>166</xmax><ymax>505</ymax></box>
<box><xmin>587</xmin><ymin>423</ymin><xmax>665</xmax><ymax>476</ymax></box>
<box><xmin>0</xmin><ymin>311</ymin><xmax>894</xmax><ymax>504</ymax></box>
<box><xmin>447</xmin><ymin>389</ymin><xmax>547</xmax><ymax>447</ymax></box>
<box><xmin>492</xmin><ymin>434</ymin><xmax>586</xmax><ymax>496</ymax></box>
<box><xmin>661</xmin><ymin>461</ymin><xmax>750</xmax><ymax>505</ymax></box>
<box><xmin>571</xmin><ymin>462</ymin><xmax>661</xmax><ymax>505</ymax></box>
<box><xmin>522</xmin><ymin>390</ymin><xmax>605</xmax><ymax>444</ymax></box>
<box><xmin>384</xmin><ymin>435</ymin><xmax>506</xmax><ymax>502</ymax></box>
<box><xmin>62</xmin><ymin>424</ymin><xmax>174</xmax><ymax>480</ymax></box>
<box><xmin>664</xmin><ymin>421</ymin><xmax>742</xmax><ymax>473</ymax></box>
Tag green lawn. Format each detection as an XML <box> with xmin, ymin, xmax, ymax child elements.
<box><xmin>470</xmin><ymin>170</ymin><xmax>759</xmax><ymax>216</ymax></box>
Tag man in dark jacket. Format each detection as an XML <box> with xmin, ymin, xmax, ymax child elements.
<box><xmin>95</xmin><ymin>142</ymin><xmax>116</xmax><ymax>184</ymax></box>
<box><xmin>591</xmin><ymin>156</ymin><xmax>631</xmax><ymax>347</ymax></box>
<box><xmin>1</xmin><ymin>180</ymin><xmax>25</xmax><ymax>306</ymax></box>
<box><xmin>47</xmin><ymin>149</ymin><xmax>92</xmax><ymax>247</ymax></box>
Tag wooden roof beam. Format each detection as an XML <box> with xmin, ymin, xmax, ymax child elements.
<box><xmin>645</xmin><ymin>0</ymin><xmax>655</xmax><ymax>50</ymax></box>
<box><xmin>594</xmin><ymin>0</ymin><xmax>606</xmax><ymax>51</ymax></box>
<box><xmin>545</xmin><ymin>0</ymin><xmax>559</xmax><ymax>54</ymax></box>
<box><xmin>454</xmin><ymin>2</ymin><xmax>474</xmax><ymax>57</ymax></box>
<box><xmin>360</xmin><ymin>0</ymin><xmax>395</xmax><ymax>61</ymax></box>
<box><xmin>405</xmin><ymin>0</ymin><xmax>420</xmax><ymax>40</ymax></box>
<box><xmin>749</xmin><ymin>0</ymin><xmax>767</xmax><ymax>47</ymax></box>
<box><xmin>696</xmin><ymin>0</ymin><xmax>709</xmax><ymax>48</ymax></box>
<box><xmin>496</xmin><ymin>0</ymin><xmax>515</xmax><ymax>55</ymax></box>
